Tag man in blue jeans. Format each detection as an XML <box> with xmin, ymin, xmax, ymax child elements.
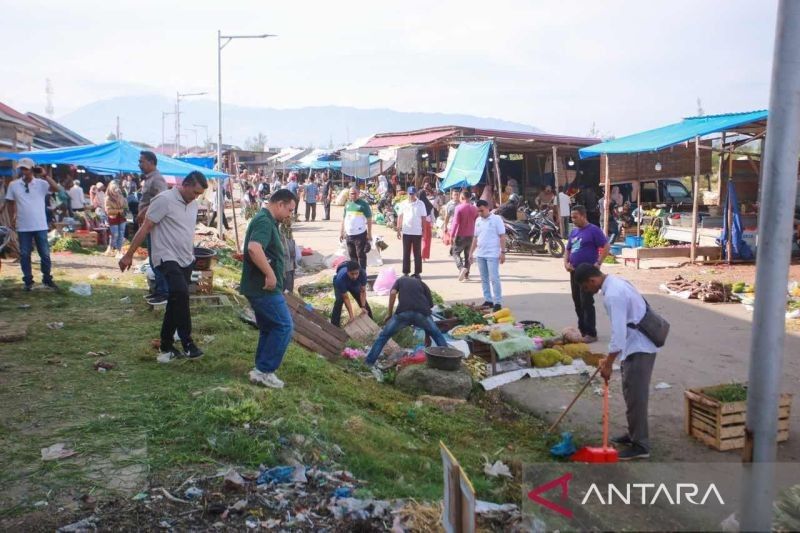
<box><xmin>5</xmin><ymin>158</ymin><xmax>62</xmax><ymax>291</ymax></box>
<box><xmin>469</xmin><ymin>199</ymin><xmax>506</xmax><ymax>312</ymax></box>
<box><xmin>240</xmin><ymin>188</ymin><xmax>298</xmax><ymax>389</ymax></box>
<box><xmin>365</xmin><ymin>275</ymin><xmax>448</xmax><ymax>366</ymax></box>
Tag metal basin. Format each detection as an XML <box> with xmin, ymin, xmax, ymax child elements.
<box><xmin>425</xmin><ymin>346</ymin><xmax>463</xmax><ymax>371</ymax></box>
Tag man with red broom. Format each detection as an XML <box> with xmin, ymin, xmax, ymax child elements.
<box><xmin>575</xmin><ymin>264</ymin><xmax>658</xmax><ymax>461</ymax></box>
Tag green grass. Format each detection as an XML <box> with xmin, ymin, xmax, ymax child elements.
<box><xmin>0</xmin><ymin>269</ymin><xmax>554</xmax><ymax>518</ymax></box>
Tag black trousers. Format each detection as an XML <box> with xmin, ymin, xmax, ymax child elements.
<box><xmin>570</xmin><ymin>269</ymin><xmax>596</xmax><ymax>337</ymax></box>
<box><xmin>402</xmin><ymin>234</ymin><xmax>422</xmax><ymax>276</ymax></box>
<box><xmin>305</xmin><ymin>202</ymin><xmax>317</xmax><ymax>221</ymax></box>
<box><xmin>330</xmin><ymin>287</ymin><xmax>373</xmax><ymax>327</ymax></box>
<box><xmin>323</xmin><ymin>201</ymin><xmax>331</xmax><ymax>220</ymax></box>
<box><xmin>156</xmin><ymin>261</ymin><xmax>194</xmax><ymax>350</ymax></box>
<box><xmin>346</xmin><ymin>231</ymin><xmax>369</xmax><ymax>270</ymax></box>
<box><xmin>450</xmin><ymin>235</ymin><xmax>473</xmax><ymax>273</ymax></box>
<box><xmin>209</xmin><ymin>209</ymin><xmax>230</xmax><ymax>230</ymax></box>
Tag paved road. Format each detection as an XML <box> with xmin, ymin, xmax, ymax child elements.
<box><xmin>286</xmin><ymin>206</ymin><xmax>800</xmax><ymax>463</ymax></box>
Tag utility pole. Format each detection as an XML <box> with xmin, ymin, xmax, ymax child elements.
<box><xmin>162</xmin><ymin>111</ymin><xmax>175</xmax><ymax>152</ymax></box>
<box><xmin>116</xmin><ymin>116</ymin><xmax>120</xmax><ymax>140</ymax></box>
<box><xmin>176</xmin><ymin>91</ymin><xmax>207</xmax><ymax>157</ymax></box>
<box><xmin>45</xmin><ymin>78</ymin><xmax>54</xmax><ymax>119</ymax></box>
<box><xmin>741</xmin><ymin>1</ymin><xmax>800</xmax><ymax>530</ymax></box>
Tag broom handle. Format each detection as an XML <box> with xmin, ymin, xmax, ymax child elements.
<box><xmin>602</xmin><ymin>380</ymin><xmax>610</xmax><ymax>450</ymax></box>
<box><xmin>547</xmin><ymin>366</ymin><xmax>601</xmax><ymax>433</ymax></box>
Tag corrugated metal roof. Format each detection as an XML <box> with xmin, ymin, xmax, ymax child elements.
<box><xmin>0</xmin><ymin>101</ymin><xmax>41</xmax><ymax>129</ymax></box>
<box><xmin>363</xmin><ymin>128</ymin><xmax>459</xmax><ymax>148</ymax></box>
<box><xmin>579</xmin><ymin>110</ymin><xmax>768</xmax><ymax>158</ymax></box>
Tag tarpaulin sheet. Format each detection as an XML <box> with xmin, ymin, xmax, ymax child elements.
<box><xmin>0</xmin><ymin>141</ymin><xmax>228</xmax><ymax>178</ymax></box>
<box><xmin>177</xmin><ymin>156</ymin><xmax>215</xmax><ymax>169</ymax></box>
<box><xmin>579</xmin><ymin>110</ymin><xmax>768</xmax><ymax>158</ymax></box>
<box><xmin>718</xmin><ymin>180</ymin><xmax>754</xmax><ymax>260</ymax></box>
<box><xmin>438</xmin><ymin>141</ymin><xmax>492</xmax><ymax>190</ymax></box>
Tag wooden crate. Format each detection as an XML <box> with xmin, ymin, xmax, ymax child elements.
<box><xmin>285</xmin><ymin>292</ymin><xmax>349</xmax><ymax>360</ymax></box>
<box><xmin>467</xmin><ymin>338</ymin><xmax>497</xmax><ymax>375</ymax></box>
<box><xmin>684</xmin><ymin>385</ymin><xmax>792</xmax><ymax>451</ymax></box>
<box><xmin>73</xmin><ymin>231</ymin><xmax>98</xmax><ymax>248</ymax></box>
<box><xmin>192</xmin><ymin>270</ymin><xmax>214</xmax><ymax>295</ymax></box>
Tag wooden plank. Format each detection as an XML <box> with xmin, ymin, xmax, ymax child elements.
<box><xmin>285</xmin><ymin>293</ymin><xmax>349</xmax><ymax>342</ymax></box>
<box><xmin>293</xmin><ymin>330</ymin><xmax>341</xmax><ymax>360</ymax></box>
<box><xmin>344</xmin><ymin>313</ymin><xmax>402</xmax><ymax>354</ymax></box>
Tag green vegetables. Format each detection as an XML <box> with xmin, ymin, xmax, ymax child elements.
<box><xmin>51</xmin><ymin>237</ymin><xmax>83</xmax><ymax>253</ymax></box>
<box><xmin>447</xmin><ymin>304</ymin><xmax>487</xmax><ymax>325</ymax></box>
<box><xmin>524</xmin><ymin>326</ymin><xmax>557</xmax><ymax>338</ymax></box>
<box><xmin>704</xmin><ymin>383</ymin><xmax>747</xmax><ymax>403</ymax></box>
<box><xmin>430</xmin><ymin>291</ymin><xmax>444</xmax><ymax>306</ymax></box>
<box><xmin>642</xmin><ymin>225</ymin><xmax>668</xmax><ymax>248</ymax></box>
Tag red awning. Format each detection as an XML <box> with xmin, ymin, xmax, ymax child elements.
<box><xmin>363</xmin><ymin>129</ymin><xmax>459</xmax><ymax>148</ymax></box>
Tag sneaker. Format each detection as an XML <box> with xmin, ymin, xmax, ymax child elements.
<box><xmin>480</xmin><ymin>301</ymin><xmax>493</xmax><ymax>308</ymax></box>
<box><xmin>493</xmin><ymin>303</ymin><xmax>502</xmax><ymax>312</ymax></box>
<box><xmin>458</xmin><ymin>268</ymin><xmax>468</xmax><ymax>282</ymax></box>
<box><xmin>183</xmin><ymin>343</ymin><xmax>204</xmax><ymax>359</ymax></box>
<box><xmin>610</xmin><ymin>434</ymin><xmax>633</xmax><ymax>446</ymax></box>
<box><xmin>370</xmin><ymin>367</ymin><xmax>383</xmax><ymax>382</ymax></box>
<box><xmin>618</xmin><ymin>444</ymin><xmax>650</xmax><ymax>461</ymax></box>
<box><xmin>147</xmin><ymin>294</ymin><xmax>168</xmax><ymax>305</ymax></box>
<box><xmin>249</xmin><ymin>369</ymin><xmax>285</xmax><ymax>389</ymax></box>
<box><xmin>157</xmin><ymin>347</ymin><xmax>183</xmax><ymax>363</ymax></box>
<box><xmin>23</xmin><ymin>284</ymin><xmax>33</xmax><ymax>292</ymax></box>
<box><xmin>43</xmin><ymin>280</ymin><xmax>59</xmax><ymax>291</ymax></box>
<box><xmin>582</xmin><ymin>335</ymin><xmax>599</xmax><ymax>344</ymax></box>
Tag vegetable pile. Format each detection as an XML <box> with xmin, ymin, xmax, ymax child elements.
<box><xmin>51</xmin><ymin>237</ymin><xmax>83</xmax><ymax>253</ymax></box>
<box><xmin>524</xmin><ymin>325</ymin><xmax>557</xmax><ymax>338</ymax></box>
<box><xmin>447</xmin><ymin>304</ymin><xmax>487</xmax><ymax>325</ymax></box>
<box><xmin>704</xmin><ymin>383</ymin><xmax>748</xmax><ymax>403</ymax></box>
<box><xmin>532</xmin><ymin>348</ymin><xmax>573</xmax><ymax>368</ymax></box>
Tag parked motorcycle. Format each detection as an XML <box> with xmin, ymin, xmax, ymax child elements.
<box><xmin>0</xmin><ymin>226</ymin><xmax>11</xmax><ymax>274</ymax></box>
<box><xmin>502</xmin><ymin>208</ymin><xmax>565</xmax><ymax>258</ymax></box>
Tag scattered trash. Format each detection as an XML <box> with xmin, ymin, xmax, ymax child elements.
<box><xmin>655</xmin><ymin>382</ymin><xmax>672</xmax><ymax>390</ymax></box>
<box><xmin>720</xmin><ymin>512</ymin><xmax>739</xmax><ymax>532</ymax></box>
<box><xmin>231</xmin><ymin>499</ymin><xmax>248</xmax><ymax>512</ymax></box>
<box><xmin>332</xmin><ymin>487</ymin><xmax>352</xmax><ymax>499</ymax></box>
<box><xmin>46</xmin><ymin>322</ymin><xmax>64</xmax><ymax>330</ymax></box>
<box><xmin>244</xmin><ymin>516</ymin><xmax>259</xmax><ymax>529</ymax></box>
<box><xmin>17</xmin><ymin>304</ymin><xmax>31</xmax><ymax>310</ymax></box>
<box><xmin>158</xmin><ymin>520</ymin><xmax>172</xmax><ymax>529</ymax></box>
<box><xmin>202</xmin><ymin>335</ymin><xmax>216</xmax><ymax>344</ymax></box>
<box><xmin>483</xmin><ymin>458</ymin><xmax>512</xmax><ymax>478</ymax></box>
<box><xmin>132</xmin><ymin>492</ymin><xmax>148</xmax><ymax>501</ymax></box>
<box><xmin>184</xmin><ymin>486</ymin><xmax>203</xmax><ymax>500</ymax></box>
<box><xmin>119</xmin><ymin>296</ymin><xmax>131</xmax><ymax>304</ymax></box>
<box><xmin>88</xmin><ymin>272</ymin><xmax>107</xmax><ymax>281</ymax></box>
<box><xmin>256</xmin><ymin>465</ymin><xmax>294</xmax><ymax>485</ymax></box>
<box><xmin>291</xmin><ymin>464</ymin><xmax>308</xmax><ymax>484</ymax></box>
<box><xmin>94</xmin><ymin>360</ymin><xmax>115</xmax><ymax>372</ymax></box>
<box><xmin>475</xmin><ymin>500</ymin><xmax>518</xmax><ymax>514</ymax></box>
<box><xmin>341</xmin><ymin>347</ymin><xmax>365</xmax><ymax>359</ymax></box>
<box><xmin>33</xmin><ymin>500</ymin><xmax>48</xmax><ymax>507</ymax></box>
<box><xmin>223</xmin><ymin>469</ymin><xmax>246</xmax><ymax>492</ymax></box>
<box><xmin>57</xmin><ymin>514</ymin><xmax>99</xmax><ymax>532</ymax></box>
<box><xmin>69</xmin><ymin>283</ymin><xmax>92</xmax><ymax>297</ymax></box>
<box><xmin>550</xmin><ymin>432</ymin><xmax>577</xmax><ymax>457</ymax></box>
<box><xmin>41</xmin><ymin>442</ymin><xmax>77</xmax><ymax>461</ymax></box>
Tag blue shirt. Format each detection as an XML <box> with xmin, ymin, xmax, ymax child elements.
<box><xmin>304</xmin><ymin>182</ymin><xmax>319</xmax><ymax>203</ymax></box>
<box><xmin>333</xmin><ymin>265</ymin><xmax>367</xmax><ymax>294</ymax></box>
<box><xmin>567</xmin><ymin>223</ymin><xmax>607</xmax><ymax>267</ymax></box>
<box><xmin>286</xmin><ymin>181</ymin><xmax>299</xmax><ymax>195</ymax></box>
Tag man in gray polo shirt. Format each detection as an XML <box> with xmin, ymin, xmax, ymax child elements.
<box><xmin>120</xmin><ymin>171</ymin><xmax>208</xmax><ymax>363</ymax></box>
<box><xmin>137</xmin><ymin>150</ymin><xmax>169</xmax><ymax>304</ymax></box>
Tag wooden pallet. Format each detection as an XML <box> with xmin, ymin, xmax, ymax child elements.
<box><xmin>285</xmin><ymin>292</ymin><xmax>349</xmax><ymax>360</ymax></box>
<box><xmin>684</xmin><ymin>385</ymin><xmax>792</xmax><ymax>451</ymax></box>
<box><xmin>343</xmin><ymin>312</ymin><xmax>402</xmax><ymax>356</ymax></box>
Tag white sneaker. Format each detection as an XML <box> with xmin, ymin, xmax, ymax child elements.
<box><xmin>458</xmin><ymin>268</ymin><xmax>468</xmax><ymax>282</ymax></box>
<box><xmin>157</xmin><ymin>348</ymin><xmax>181</xmax><ymax>363</ymax></box>
<box><xmin>249</xmin><ymin>369</ymin><xmax>284</xmax><ymax>389</ymax></box>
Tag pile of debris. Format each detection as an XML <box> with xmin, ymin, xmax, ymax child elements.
<box><xmin>663</xmin><ymin>275</ymin><xmax>734</xmax><ymax>303</ymax></box>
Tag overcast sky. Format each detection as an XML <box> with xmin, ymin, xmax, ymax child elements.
<box><xmin>2</xmin><ymin>0</ymin><xmax>777</xmax><ymax>139</ymax></box>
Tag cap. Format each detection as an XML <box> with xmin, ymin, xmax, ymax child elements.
<box><xmin>407</xmin><ymin>186</ymin><xmax>417</xmax><ymax>195</ymax></box>
<box><xmin>17</xmin><ymin>157</ymin><xmax>35</xmax><ymax>169</ymax></box>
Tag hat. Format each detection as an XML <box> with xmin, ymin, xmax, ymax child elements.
<box><xmin>407</xmin><ymin>186</ymin><xmax>417</xmax><ymax>194</ymax></box>
<box><xmin>17</xmin><ymin>157</ymin><xmax>35</xmax><ymax>169</ymax></box>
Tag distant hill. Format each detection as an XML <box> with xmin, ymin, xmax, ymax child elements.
<box><xmin>58</xmin><ymin>95</ymin><xmax>542</xmax><ymax>149</ymax></box>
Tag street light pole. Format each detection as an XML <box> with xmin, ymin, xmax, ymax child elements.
<box><xmin>176</xmin><ymin>91</ymin><xmax>207</xmax><ymax>157</ymax></box>
<box><xmin>217</xmin><ymin>30</ymin><xmax>277</xmax><ymax>238</ymax></box>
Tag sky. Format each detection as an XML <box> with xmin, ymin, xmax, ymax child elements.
<box><xmin>1</xmin><ymin>0</ymin><xmax>778</xmax><ymax>140</ymax></box>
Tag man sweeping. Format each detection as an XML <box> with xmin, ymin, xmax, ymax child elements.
<box><xmin>575</xmin><ymin>264</ymin><xmax>658</xmax><ymax>461</ymax></box>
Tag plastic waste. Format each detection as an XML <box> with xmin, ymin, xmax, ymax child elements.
<box><xmin>372</xmin><ymin>267</ymin><xmax>398</xmax><ymax>296</ymax></box>
<box><xmin>550</xmin><ymin>432</ymin><xmax>577</xmax><ymax>457</ymax></box>
<box><xmin>184</xmin><ymin>486</ymin><xmax>203</xmax><ymax>500</ymax></box>
<box><xmin>257</xmin><ymin>465</ymin><xmax>294</xmax><ymax>485</ymax></box>
<box><xmin>333</xmin><ymin>487</ymin><xmax>353</xmax><ymax>499</ymax></box>
<box><xmin>69</xmin><ymin>283</ymin><xmax>92</xmax><ymax>296</ymax></box>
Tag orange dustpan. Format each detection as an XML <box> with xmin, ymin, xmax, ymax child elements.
<box><xmin>571</xmin><ymin>380</ymin><xmax>619</xmax><ymax>463</ymax></box>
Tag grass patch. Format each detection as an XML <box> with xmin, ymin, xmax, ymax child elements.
<box><xmin>0</xmin><ymin>272</ymin><xmax>553</xmax><ymax>517</ymax></box>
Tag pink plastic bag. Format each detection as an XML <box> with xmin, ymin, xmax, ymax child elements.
<box><xmin>373</xmin><ymin>267</ymin><xmax>398</xmax><ymax>296</ymax></box>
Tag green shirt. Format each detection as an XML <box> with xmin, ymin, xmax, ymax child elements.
<box><xmin>343</xmin><ymin>199</ymin><xmax>372</xmax><ymax>236</ymax></box>
<box><xmin>240</xmin><ymin>208</ymin><xmax>285</xmax><ymax>297</ymax></box>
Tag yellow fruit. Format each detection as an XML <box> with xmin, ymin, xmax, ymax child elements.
<box><xmin>496</xmin><ymin>316</ymin><xmax>515</xmax><ymax>324</ymax></box>
<box><xmin>490</xmin><ymin>329</ymin><xmax>504</xmax><ymax>342</ymax></box>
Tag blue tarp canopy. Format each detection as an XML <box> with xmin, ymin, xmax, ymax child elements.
<box><xmin>289</xmin><ymin>160</ymin><xmax>342</xmax><ymax>171</ymax></box>
<box><xmin>0</xmin><ymin>141</ymin><xmax>228</xmax><ymax>178</ymax></box>
<box><xmin>579</xmin><ymin>110</ymin><xmax>768</xmax><ymax>159</ymax></box>
<box><xmin>439</xmin><ymin>141</ymin><xmax>492</xmax><ymax>190</ymax></box>
<box><xmin>177</xmin><ymin>156</ymin><xmax>216</xmax><ymax>169</ymax></box>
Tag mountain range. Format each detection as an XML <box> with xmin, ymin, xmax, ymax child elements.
<box><xmin>58</xmin><ymin>95</ymin><xmax>541</xmax><ymax>149</ymax></box>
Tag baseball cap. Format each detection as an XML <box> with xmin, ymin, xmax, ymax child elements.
<box><xmin>407</xmin><ymin>186</ymin><xmax>417</xmax><ymax>195</ymax></box>
<box><xmin>17</xmin><ymin>157</ymin><xmax>35</xmax><ymax>169</ymax></box>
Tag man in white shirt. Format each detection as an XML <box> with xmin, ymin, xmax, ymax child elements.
<box><xmin>558</xmin><ymin>188</ymin><xmax>572</xmax><ymax>235</ymax></box>
<box><xmin>4</xmin><ymin>158</ymin><xmax>63</xmax><ymax>291</ymax></box>
<box><xmin>396</xmin><ymin>186</ymin><xmax>427</xmax><ymax>278</ymax></box>
<box><xmin>575</xmin><ymin>264</ymin><xmax>658</xmax><ymax>461</ymax></box>
<box><xmin>469</xmin><ymin>199</ymin><xmax>506</xmax><ymax>311</ymax></box>
<box><xmin>68</xmin><ymin>180</ymin><xmax>86</xmax><ymax>215</ymax></box>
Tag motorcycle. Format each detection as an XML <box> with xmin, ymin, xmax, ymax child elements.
<box><xmin>502</xmin><ymin>208</ymin><xmax>565</xmax><ymax>258</ymax></box>
<box><xmin>0</xmin><ymin>226</ymin><xmax>11</xmax><ymax>274</ymax></box>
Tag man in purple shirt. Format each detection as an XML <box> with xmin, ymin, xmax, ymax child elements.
<box><xmin>564</xmin><ymin>204</ymin><xmax>610</xmax><ymax>343</ymax></box>
<box><xmin>449</xmin><ymin>189</ymin><xmax>478</xmax><ymax>281</ymax></box>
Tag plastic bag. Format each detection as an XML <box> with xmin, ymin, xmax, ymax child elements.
<box><xmin>69</xmin><ymin>283</ymin><xmax>92</xmax><ymax>297</ymax></box>
<box><xmin>373</xmin><ymin>267</ymin><xmax>397</xmax><ymax>296</ymax></box>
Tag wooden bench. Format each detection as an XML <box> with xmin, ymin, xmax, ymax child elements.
<box><xmin>620</xmin><ymin>246</ymin><xmax>722</xmax><ymax>269</ymax></box>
